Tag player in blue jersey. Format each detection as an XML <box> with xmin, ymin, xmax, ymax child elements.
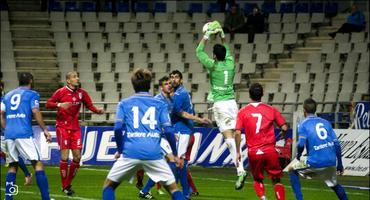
<box><xmin>0</xmin><ymin>73</ymin><xmax>52</xmax><ymax>200</ymax></box>
<box><xmin>0</xmin><ymin>81</ymin><xmax>33</xmax><ymax>186</ymax></box>
<box><xmin>139</xmin><ymin>76</ymin><xmax>210</xmax><ymax>199</ymax></box>
<box><xmin>288</xmin><ymin>98</ymin><xmax>348</xmax><ymax>200</ymax></box>
<box><xmin>169</xmin><ymin>70</ymin><xmax>211</xmax><ymax>199</ymax></box>
<box><xmin>102</xmin><ymin>69</ymin><xmax>185</xmax><ymax>200</ymax></box>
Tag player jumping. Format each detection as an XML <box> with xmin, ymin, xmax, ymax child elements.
<box><xmin>196</xmin><ymin>21</ymin><xmax>247</xmax><ymax>189</ymax></box>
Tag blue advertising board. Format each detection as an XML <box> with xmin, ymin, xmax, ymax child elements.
<box><xmin>354</xmin><ymin>101</ymin><xmax>370</xmax><ymax>129</ymax></box>
<box><xmin>14</xmin><ymin>126</ymin><xmax>292</xmax><ymax>166</ymax></box>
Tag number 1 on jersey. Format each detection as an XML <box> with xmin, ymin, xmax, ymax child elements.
<box><xmin>252</xmin><ymin>113</ymin><xmax>262</xmax><ymax>133</ymax></box>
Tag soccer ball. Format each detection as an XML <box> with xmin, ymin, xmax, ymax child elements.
<box><xmin>202</xmin><ymin>21</ymin><xmax>222</xmax><ymax>40</ymax></box>
<box><xmin>202</xmin><ymin>22</ymin><xmax>211</xmax><ymax>34</ymax></box>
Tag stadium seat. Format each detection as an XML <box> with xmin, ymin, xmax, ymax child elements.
<box><xmin>141</xmin><ymin>22</ymin><xmax>155</xmax><ymax>33</ymax></box>
<box><xmin>255</xmin><ymin>43</ymin><xmax>269</xmax><ymax>53</ymax></box>
<box><xmin>269</xmin><ymin>33</ymin><xmax>283</xmax><ymax>44</ymax></box>
<box><xmin>65</xmin><ymin>1</ymin><xmax>79</xmax><ymax>11</ymax></box>
<box><xmin>117</xmin><ymin>12</ymin><xmax>131</xmax><ymax>22</ymax></box>
<box><xmin>150</xmin><ymin>53</ymin><xmax>165</xmax><ymax>63</ymax></box>
<box><xmin>136</xmin><ymin>2</ymin><xmax>149</xmax><ymax>12</ymax></box>
<box><xmin>173</xmin><ymin>13</ymin><xmax>190</xmax><ymax>23</ymax></box>
<box><xmin>324</xmin><ymin>3</ymin><xmax>338</xmax><ymax>16</ymax></box>
<box><xmin>82</xmin><ymin>12</ymin><xmax>97</xmax><ymax>22</ymax></box>
<box><xmin>280</xmin><ymin>3</ymin><xmax>294</xmax><ymax>13</ymax></box>
<box><xmin>269</xmin><ymin>23</ymin><xmax>281</xmax><ymax>33</ymax></box>
<box><xmin>282</xmin><ymin>23</ymin><xmax>296</xmax><ymax>33</ymax></box>
<box><xmin>56</xmin><ymin>41</ymin><xmax>71</xmax><ymax>52</ymax></box>
<box><xmin>99</xmin><ymin>72</ymin><xmax>115</xmax><ymax>82</ymax></box>
<box><xmin>325</xmin><ymin>53</ymin><xmax>340</xmax><ymax>64</ymax></box>
<box><xmin>293</xmin><ymin>62</ymin><xmax>307</xmax><ymax>73</ymax></box>
<box><xmin>176</xmin><ymin>22</ymin><xmax>192</xmax><ymax>33</ymax></box>
<box><xmin>241</xmin><ymin>63</ymin><xmax>256</xmax><ymax>74</ymax></box>
<box><xmin>283</xmin><ymin>33</ymin><xmax>298</xmax><ymax>44</ymax></box>
<box><xmin>167</xmin><ymin>53</ymin><xmax>183</xmax><ymax>62</ymax></box>
<box><xmin>341</xmin><ymin>82</ymin><xmax>354</xmax><ymax>93</ymax></box>
<box><xmin>66</xmin><ymin>12</ymin><xmax>81</xmax><ymax>22</ymax></box>
<box><xmin>310</xmin><ymin>3</ymin><xmax>323</xmax><ymax>13</ymax></box>
<box><xmin>328</xmin><ymin>62</ymin><xmax>341</xmax><ymax>73</ymax></box>
<box><xmin>188</xmin><ymin>3</ymin><xmax>203</xmax><ymax>14</ymax></box>
<box><xmin>239</xmin><ymin>43</ymin><xmax>254</xmax><ymax>54</ymax></box>
<box><xmin>270</xmin><ymin>43</ymin><xmax>284</xmax><ymax>54</ymax></box>
<box><xmin>238</xmin><ymin>53</ymin><xmax>253</xmax><ymax>63</ymax></box>
<box><xmin>357</xmin><ymin>62</ymin><xmax>369</xmax><ymax>72</ymax></box>
<box><xmin>282</xmin><ymin>13</ymin><xmax>295</xmax><ymax>23</ymax></box>
<box><xmin>268</xmin><ymin>13</ymin><xmax>281</xmax><ymax>23</ymax></box>
<box><xmin>49</xmin><ymin>1</ymin><xmax>63</xmax><ymax>11</ymax></box>
<box><xmin>85</xmin><ymin>21</ymin><xmax>100</xmax><ymax>32</ymax></box>
<box><xmin>154</xmin><ymin>13</ymin><xmax>169</xmax><ymax>22</ymax></box>
<box><xmin>114</xmin><ymin>52</ymin><xmax>130</xmax><ymax>63</ymax></box>
<box><xmin>353</xmin><ymin>43</ymin><xmax>368</xmax><ymax>53</ymax></box>
<box><xmin>207</xmin><ymin>3</ymin><xmax>221</xmax><ymax>14</ymax></box>
<box><xmin>294</xmin><ymin>3</ymin><xmax>309</xmax><ymax>13</ymax></box>
<box><xmin>80</xmin><ymin>2</ymin><xmax>96</xmax><ymax>12</ymax></box>
<box><xmin>297</xmin><ymin>23</ymin><xmax>311</xmax><ymax>34</ymax></box>
<box><xmin>158</xmin><ymin>22</ymin><xmax>173</xmax><ymax>33</ymax></box>
<box><xmin>154</xmin><ymin>2</ymin><xmax>167</xmax><ymax>13</ymax></box>
<box><xmin>350</xmin><ymin>32</ymin><xmax>366</xmax><ymax>43</ymax></box>
<box><xmin>192</xmin><ymin>13</ymin><xmax>208</xmax><ymax>22</ymax></box>
<box><xmin>114</xmin><ymin>62</ymin><xmax>130</xmax><ymax>73</ymax></box>
<box><xmin>105</xmin><ymin>22</ymin><xmax>120</xmax><ymax>32</ymax></box>
<box><xmin>296</xmin><ymin>13</ymin><xmax>310</xmax><ymax>23</ymax></box>
<box><xmin>52</xmin><ymin>21</ymin><xmax>66</xmax><ymax>32</ymax></box>
<box><xmin>256</xmin><ymin>53</ymin><xmax>270</xmax><ymax>64</ymax></box>
<box><xmin>146</xmin><ymin>43</ymin><xmax>161</xmax><ymax>53</ymax></box>
<box><xmin>279</xmin><ymin>73</ymin><xmax>293</xmax><ymax>83</ymax></box>
<box><xmin>272</xmin><ymin>93</ymin><xmax>285</xmax><ymax>103</ymax></box>
<box><xmin>191</xmin><ymin>73</ymin><xmax>208</xmax><ymax>84</ymax></box>
<box><xmin>89</xmin><ymin>41</ymin><xmax>105</xmax><ymax>53</ymax></box>
<box><xmin>321</xmin><ymin>43</ymin><xmax>335</xmax><ymax>54</ymax></box>
<box><xmin>164</xmin><ymin>43</ymin><xmax>179</xmax><ymax>53</ymax></box>
<box><xmin>261</xmin><ymin>2</ymin><xmax>276</xmax><ymax>14</ymax></box>
<box><xmin>123</xmin><ymin>22</ymin><xmax>138</xmax><ymax>32</ymax></box>
<box><xmin>50</xmin><ymin>11</ymin><xmax>64</xmax><ymax>21</ymax></box>
<box><xmin>98</xmin><ymin>12</ymin><xmax>114</xmax><ymax>22</ymax></box>
<box><xmin>335</xmin><ymin>33</ymin><xmax>350</xmax><ymax>43</ymax></box>
<box><xmin>327</xmin><ymin>72</ymin><xmax>341</xmax><ymax>83</ymax></box>
<box><xmin>125</xmin><ymin>33</ymin><xmax>140</xmax><ymax>43</ymax></box>
<box><xmin>118</xmin><ymin>1</ymin><xmax>130</xmax><ymax>12</ymax></box>
<box><xmin>104</xmin><ymin>92</ymin><xmax>120</xmax><ymax>102</ymax></box>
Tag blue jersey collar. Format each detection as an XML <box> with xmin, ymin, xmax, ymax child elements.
<box><xmin>135</xmin><ymin>92</ymin><xmax>152</xmax><ymax>97</ymax></box>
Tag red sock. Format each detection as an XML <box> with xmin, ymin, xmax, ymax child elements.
<box><xmin>187</xmin><ymin>170</ymin><xmax>198</xmax><ymax>193</ymax></box>
<box><xmin>253</xmin><ymin>181</ymin><xmax>265</xmax><ymax>198</ymax></box>
<box><xmin>136</xmin><ymin>169</ymin><xmax>144</xmax><ymax>186</ymax></box>
<box><xmin>67</xmin><ymin>160</ymin><xmax>80</xmax><ymax>187</ymax></box>
<box><xmin>156</xmin><ymin>183</ymin><xmax>161</xmax><ymax>190</ymax></box>
<box><xmin>274</xmin><ymin>183</ymin><xmax>285</xmax><ymax>200</ymax></box>
<box><xmin>59</xmin><ymin>160</ymin><xmax>69</xmax><ymax>189</ymax></box>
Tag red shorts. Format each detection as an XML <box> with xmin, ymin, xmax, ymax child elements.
<box><xmin>248</xmin><ymin>148</ymin><xmax>283</xmax><ymax>180</ymax></box>
<box><xmin>56</xmin><ymin>127</ymin><xmax>82</xmax><ymax>150</ymax></box>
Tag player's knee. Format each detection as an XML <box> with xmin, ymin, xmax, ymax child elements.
<box><xmin>8</xmin><ymin>162</ymin><xmax>18</xmax><ymax>172</ymax></box>
<box><xmin>31</xmin><ymin>160</ymin><xmax>44</xmax><ymax>170</ymax></box>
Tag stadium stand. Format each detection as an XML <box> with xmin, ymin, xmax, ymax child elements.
<box><xmin>0</xmin><ymin>0</ymin><xmax>368</xmax><ymax>127</ymax></box>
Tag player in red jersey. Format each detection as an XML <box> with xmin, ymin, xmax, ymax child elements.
<box><xmin>235</xmin><ymin>83</ymin><xmax>288</xmax><ymax>200</ymax></box>
<box><xmin>46</xmin><ymin>71</ymin><xmax>104</xmax><ymax>196</ymax></box>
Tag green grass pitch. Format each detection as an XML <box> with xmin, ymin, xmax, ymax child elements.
<box><xmin>1</xmin><ymin>165</ymin><xmax>369</xmax><ymax>200</ymax></box>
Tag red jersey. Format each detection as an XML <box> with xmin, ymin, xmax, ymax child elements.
<box><xmin>235</xmin><ymin>102</ymin><xmax>286</xmax><ymax>152</ymax></box>
<box><xmin>46</xmin><ymin>86</ymin><xmax>99</xmax><ymax>130</ymax></box>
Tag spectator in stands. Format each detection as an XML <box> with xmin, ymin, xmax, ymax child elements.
<box><xmin>244</xmin><ymin>6</ymin><xmax>265</xmax><ymax>43</ymax></box>
<box><xmin>223</xmin><ymin>4</ymin><xmax>245</xmax><ymax>35</ymax></box>
<box><xmin>329</xmin><ymin>4</ymin><xmax>366</xmax><ymax>38</ymax></box>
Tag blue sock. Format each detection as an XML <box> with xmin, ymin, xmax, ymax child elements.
<box><xmin>35</xmin><ymin>171</ymin><xmax>50</xmax><ymax>200</ymax></box>
<box><xmin>331</xmin><ymin>184</ymin><xmax>348</xmax><ymax>200</ymax></box>
<box><xmin>142</xmin><ymin>178</ymin><xmax>155</xmax><ymax>194</ymax></box>
<box><xmin>103</xmin><ymin>186</ymin><xmax>115</xmax><ymax>200</ymax></box>
<box><xmin>18</xmin><ymin>157</ymin><xmax>31</xmax><ymax>177</ymax></box>
<box><xmin>5</xmin><ymin>172</ymin><xmax>16</xmax><ymax>200</ymax></box>
<box><xmin>179</xmin><ymin>160</ymin><xmax>189</xmax><ymax>198</ymax></box>
<box><xmin>171</xmin><ymin>190</ymin><xmax>185</xmax><ymax>200</ymax></box>
<box><xmin>289</xmin><ymin>171</ymin><xmax>303</xmax><ymax>200</ymax></box>
<box><xmin>169</xmin><ymin>161</ymin><xmax>176</xmax><ymax>175</ymax></box>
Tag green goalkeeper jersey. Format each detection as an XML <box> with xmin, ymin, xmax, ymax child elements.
<box><xmin>196</xmin><ymin>43</ymin><xmax>235</xmax><ymax>102</ymax></box>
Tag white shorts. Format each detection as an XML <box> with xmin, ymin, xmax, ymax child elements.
<box><xmin>107</xmin><ymin>157</ymin><xmax>175</xmax><ymax>186</ymax></box>
<box><xmin>1</xmin><ymin>136</ymin><xmax>5</xmax><ymax>152</ymax></box>
<box><xmin>4</xmin><ymin>137</ymin><xmax>41</xmax><ymax>164</ymax></box>
<box><xmin>291</xmin><ymin>157</ymin><xmax>338</xmax><ymax>187</ymax></box>
<box><xmin>161</xmin><ymin>138</ymin><xmax>173</xmax><ymax>155</ymax></box>
<box><xmin>177</xmin><ymin>134</ymin><xmax>190</xmax><ymax>158</ymax></box>
<box><xmin>213</xmin><ymin>99</ymin><xmax>238</xmax><ymax>132</ymax></box>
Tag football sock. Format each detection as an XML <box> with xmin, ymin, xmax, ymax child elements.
<box><xmin>253</xmin><ymin>181</ymin><xmax>265</xmax><ymax>198</ymax></box>
<box><xmin>102</xmin><ymin>186</ymin><xmax>115</xmax><ymax>200</ymax></box>
<box><xmin>141</xmin><ymin>178</ymin><xmax>155</xmax><ymax>194</ymax></box>
<box><xmin>67</xmin><ymin>160</ymin><xmax>79</xmax><ymax>187</ymax></box>
<box><xmin>59</xmin><ymin>160</ymin><xmax>68</xmax><ymax>189</ymax></box>
<box><xmin>179</xmin><ymin>160</ymin><xmax>189</xmax><ymax>197</ymax></box>
<box><xmin>5</xmin><ymin>172</ymin><xmax>16</xmax><ymax>200</ymax></box>
<box><xmin>274</xmin><ymin>183</ymin><xmax>285</xmax><ymax>200</ymax></box>
<box><xmin>35</xmin><ymin>171</ymin><xmax>50</xmax><ymax>200</ymax></box>
<box><xmin>171</xmin><ymin>190</ymin><xmax>185</xmax><ymax>200</ymax></box>
<box><xmin>18</xmin><ymin>157</ymin><xmax>31</xmax><ymax>177</ymax></box>
<box><xmin>169</xmin><ymin>161</ymin><xmax>177</xmax><ymax>175</ymax></box>
<box><xmin>289</xmin><ymin>171</ymin><xmax>303</xmax><ymax>200</ymax></box>
<box><xmin>225</xmin><ymin>138</ymin><xmax>240</xmax><ymax>174</ymax></box>
<box><xmin>187</xmin><ymin>170</ymin><xmax>198</xmax><ymax>193</ymax></box>
<box><xmin>331</xmin><ymin>184</ymin><xmax>348</xmax><ymax>200</ymax></box>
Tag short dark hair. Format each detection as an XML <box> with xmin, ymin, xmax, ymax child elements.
<box><xmin>131</xmin><ymin>68</ymin><xmax>152</xmax><ymax>93</ymax></box>
<box><xmin>213</xmin><ymin>44</ymin><xmax>226</xmax><ymax>61</ymax></box>
<box><xmin>249</xmin><ymin>83</ymin><xmax>263</xmax><ymax>101</ymax></box>
<box><xmin>158</xmin><ymin>75</ymin><xmax>170</xmax><ymax>86</ymax></box>
<box><xmin>303</xmin><ymin>98</ymin><xmax>317</xmax><ymax>114</ymax></box>
<box><xmin>169</xmin><ymin>70</ymin><xmax>183</xmax><ymax>79</ymax></box>
<box><xmin>18</xmin><ymin>72</ymin><xmax>34</xmax><ymax>86</ymax></box>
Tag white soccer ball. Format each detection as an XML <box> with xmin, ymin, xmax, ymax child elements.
<box><xmin>202</xmin><ymin>22</ymin><xmax>211</xmax><ymax>34</ymax></box>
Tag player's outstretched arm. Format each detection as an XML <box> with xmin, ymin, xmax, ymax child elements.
<box><xmin>334</xmin><ymin>140</ymin><xmax>344</xmax><ymax>175</ymax></box>
<box><xmin>82</xmin><ymin>91</ymin><xmax>104</xmax><ymax>114</ymax></box>
<box><xmin>0</xmin><ymin>110</ymin><xmax>5</xmax><ymax>129</ymax></box>
<box><xmin>178</xmin><ymin>111</ymin><xmax>211</xmax><ymax>125</ymax></box>
<box><xmin>113</xmin><ymin>120</ymin><xmax>125</xmax><ymax>156</ymax></box>
<box><xmin>32</xmin><ymin>108</ymin><xmax>51</xmax><ymax>143</ymax></box>
<box><xmin>279</xmin><ymin>124</ymin><xmax>288</xmax><ymax>139</ymax></box>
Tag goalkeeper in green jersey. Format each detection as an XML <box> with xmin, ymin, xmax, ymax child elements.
<box><xmin>196</xmin><ymin>21</ymin><xmax>247</xmax><ymax>190</ymax></box>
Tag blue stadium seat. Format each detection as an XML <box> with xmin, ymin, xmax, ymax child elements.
<box><xmin>189</xmin><ymin>3</ymin><xmax>203</xmax><ymax>14</ymax></box>
<box><xmin>49</xmin><ymin>1</ymin><xmax>62</xmax><ymax>11</ymax></box>
<box><xmin>208</xmin><ymin>3</ymin><xmax>221</xmax><ymax>13</ymax></box>
<box><xmin>80</xmin><ymin>2</ymin><xmax>96</xmax><ymax>12</ymax></box>
<box><xmin>317</xmin><ymin>113</ymin><xmax>335</xmax><ymax>123</ymax></box>
<box><xmin>325</xmin><ymin>3</ymin><xmax>338</xmax><ymax>15</ymax></box>
<box><xmin>295</xmin><ymin>3</ymin><xmax>309</xmax><ymax>13</ymax></box>
<box><xmin>103</xmin><ymin>1</ymin><xmax>112</xmax><ymax>12</ymax></box>
<box><xmin>280</xmin><ymin>3</ymin><xmax>294</xmax><ymax>13</ymax></box>
<box><xmin>136</xmin><ymin>2</ymin><xmax>149</xmax><ymax>12</ymax></box>
<box><xmin>310</xmin><ymin>3</ymin><xmax>323</xmax><ymax>13</ymax></box>
<box><xmin>118</xmin><ymin>1</ymin><xmax>129</xmax><ymax>12</ymax></box>
<box><xmin>261</xmin><ymin>2</ymin><xmax>276</xmax><ymax>14</ymax></box>
<box><xmin>154</xmin><ymin>2</ymin><xmax>167</xmax><ymax>13</ymax></box>
<box><xmin>65</xmin><ymin>1</ymin><xmax>79</xmax><ymax>11</ymax></box>
<box><xmin>244</xmin><ymin>3</ymin><xmax>255</xmax><ymax>15</ymax></box>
